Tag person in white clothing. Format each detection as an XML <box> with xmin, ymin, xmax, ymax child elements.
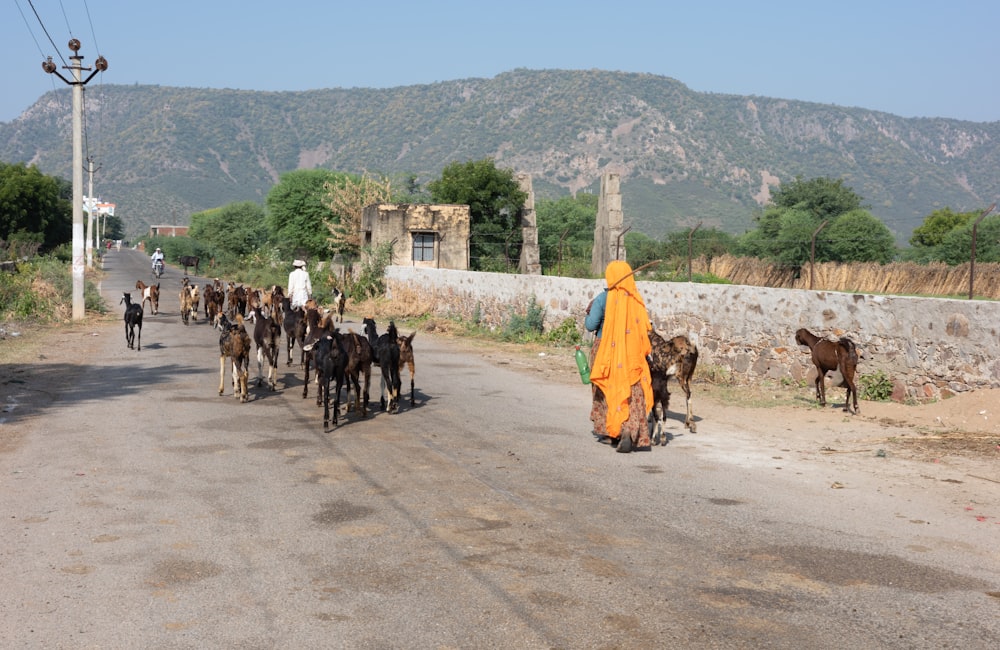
<box><xmin>150</xmin><ymin>247</ymin><xmax>164</xmax><ymax>270</ymax></box>
<box><xmin>287</xmin><ymin>259</ymin><xmax>312</xmax><ymax>309</ymax></box>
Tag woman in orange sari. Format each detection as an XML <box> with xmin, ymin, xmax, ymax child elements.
<box><xmin>584</xmin><ymin>260</ymin><xmax>653</xmax><ymax>453</ymax></box>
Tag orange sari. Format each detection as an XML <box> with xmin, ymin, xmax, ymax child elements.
<box><xmin>589</xmin><ymin>261</ymin><xmax>653</xmax><ymax>439</ymax></box>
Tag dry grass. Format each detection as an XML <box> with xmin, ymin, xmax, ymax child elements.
<box><xmin>694</xmin><ymin>255</ymin><xmax>1000</xmax><ymax>299</ymax></box>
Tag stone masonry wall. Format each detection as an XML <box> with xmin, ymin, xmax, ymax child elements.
<box><xmin>386</xmin><ymin>266</ymin><xmax>1000</xmax><ymax>401</ymax></box>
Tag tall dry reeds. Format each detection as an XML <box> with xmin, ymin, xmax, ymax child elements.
<box><xmin>693</xmin><ymin>255</ymin><xmax>1000</xmax><ymax>299</ymax></box>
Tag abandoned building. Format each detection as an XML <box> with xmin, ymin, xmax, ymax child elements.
<box><xmin>361</xmin><ymin>203</ymin><xmax>471</xmax><ymax>270</ymax></box>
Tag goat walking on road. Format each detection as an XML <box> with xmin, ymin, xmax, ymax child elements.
<box><xmin>281</xmin><ymin>298</ymin><xmax>306</xmax><ymax>367</ymax></box>
<box><xmin>795</xmin><ymin>328</ymin><xmax>860</xmax><ymax>414</ymax></box>
<box><xmin>218</xmin><ymin>314</ymin><xmax>251</xmax><ymax>403</ymax></box>
<box><xmin>397</xmin><ymin>330</ymin><xmax>417</xmax><ymax>407</ymax></box>
<box><xmin>135</xmin><ymin>280</ymin><xmax>160</xmax><ymax>315</ymax></box>
<box><xmin>304</xmin><ymin>333</ymin><xmax>347</xmax><ymax>430</ymax></box>
<box><xmin>120</xmin><ymin>292</ymin><xmax>143</xmax><ymax>351</ymax></box>
<box><xmin>363</xmin><ymin>317</ymin><xmax>402</xmax><ymax>413</ymax></box>
<box><xmin>331</xmin><ymin>287</ymin><xmax>346</xmax><ymax>324</ymax></box>
<box><xmin>646</xmin><ymin>329</ymin><xmax>699</xmax><ymax>443</ymax></box>
<box><xmin>248</xmin><ymin>306</ymin><xmax>282</xmax><ymax>391</ymax></box>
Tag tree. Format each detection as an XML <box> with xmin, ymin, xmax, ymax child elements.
<box><xmin>661</xmin><ymin>227</ymin><xmax>737</xmax><ymax>263</ymax></box>
<box><xmin>737</xmin><ymin>176</ymin><xmax>883</xmax><ymax>268</ymax></box>
<box><xmin>824</xmin><ymin>209</ymin><xmax>896</xmax><ymax>263</ymax></box>
<box><xmin>909</xmin><ymin>207</ymin><xmax>978</xmax><ymax>248</ymax></box>
<box><xmin>938</xmin><ymin>216</ymin><xmax>1000</xmax><ymax>265</ymax></box>
<box><xmin>265</xmin><ymin>169</ymin><xmax>344</xmax><ymax>259</ymax></box>
<box><xmin>427</xmin><ymin>159</ymin><xmax>527</xmax><ymax>271</ymax></box>
<box><xmin>771</xmin><ymin>175</ymin><xmax>866</xmax><ymax>221</ymax></box>
<box><xmin>323</xmin><ymin>173</ymin><xmax>392</xmax><ymax>262</ymax></box>
<box><xmin>535</xmin><ymin>193</ymin><xmax>597</xmax><ymax>270</ymax></box>
<box><xmin>189</xmin><ymin>201</ymin><xmax>268</xmax><ymax>260</ymax></box>
<box><xmin>0</xmin><ymin>162</ymin><xmax>72</xmax><ymax>252</ymax></box>
<box><xmin>624</xmin><ymin>231</ymin><xmax>662</xmax><ymax>268</ymax></box>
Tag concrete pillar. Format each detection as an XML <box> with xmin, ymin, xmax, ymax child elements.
<box><xmin>517</xmin><ymin>174</ymin><xmax>541</xmax><ymax>275</ymax></box>
<box><xmin>591</xmin><ymin>173</ymin><xmax>624</xmax><ymax>276</ymax></box>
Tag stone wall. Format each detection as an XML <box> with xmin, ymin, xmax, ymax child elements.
<box><xmin>385</xmin><ymin>266</ymin><xmax>1000</xmax><ymax>401</ymax></box>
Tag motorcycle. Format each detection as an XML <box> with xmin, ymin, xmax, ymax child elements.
<box><xmin>153</xmin><ymin>259</ymin><xmax>164</xmax><ymax>279</ymax></box>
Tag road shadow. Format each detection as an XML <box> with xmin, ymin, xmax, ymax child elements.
<box><xmin>0</xmin><ymin>361</ymin><xmax>203</xmax><ymax>425</ymax></box>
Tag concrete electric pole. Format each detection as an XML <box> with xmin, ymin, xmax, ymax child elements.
<box><xmin>42</xmin><ymin>40</ymin><xmax>108</xmax><ymax>320</ymax></box>
<box><xmin>85</xmin><ymin>156</ymin><xmax>101</xmax><ymax>268</ymax></box>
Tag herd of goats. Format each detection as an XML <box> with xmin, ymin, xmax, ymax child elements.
<box><xmin>118</xmin><ymin>276</ymin><xmax>416</xmax><ymax>431</ymax></box>
<box><xmin>114</xmin><ymin>274</ymin><xmax>860</xmax><ymax>438</ymax></box>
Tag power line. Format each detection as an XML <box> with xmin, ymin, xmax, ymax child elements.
<box><xmin>26</xmin><ymin>0</ymin><xmax>67</xmax><ymax>67</ymax></box>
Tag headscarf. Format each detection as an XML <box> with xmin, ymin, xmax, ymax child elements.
<box><xmin>590</xmin><ymin>261</ymin><xmax>653</xmax><ymax>437</ymax></box>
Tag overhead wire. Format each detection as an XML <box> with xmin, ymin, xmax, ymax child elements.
<box><xmin>25</xmin><ymin>0</ymin><xmax>68</xmax><ymax>67</ymax></box>
<box><xmin>83</xmin><ymin>0</ymin><xmax>105</xmax><ymax>164</ymax></box>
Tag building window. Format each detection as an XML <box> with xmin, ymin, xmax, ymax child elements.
<box><xmin>412</xmin><ymin>232</ymin><xmax>435</xmax><ymax>262</ymax></box>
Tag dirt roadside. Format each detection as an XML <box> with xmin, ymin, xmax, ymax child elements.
<box><xmin>3</xmin><ymin>315</ymin><xmax>999</xmax><ymax>473</ymax></box>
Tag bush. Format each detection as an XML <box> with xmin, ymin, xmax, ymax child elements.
<box><xmin>0</xmin><ymin>256</ymin><xmax>106</xmax><ymax>322</ymax></box>
<box><xmin>543</xmin><ymin>318</ymin><xmax>582</xmax><ymax>346</ymax></box>
<box><xmin>501</xmin><ymin>297</ymin><xmax>545</xmax><ymax>342</ymax></box>
<box><xmin>859</xmin><ymin>369</ymin><xmax>893</xmax><ymax>402</ymax></box>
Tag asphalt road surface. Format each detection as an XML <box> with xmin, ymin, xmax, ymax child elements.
<box><xmin>2</xmin><ymin>249</ymin><xmax>998</xmax><ymax>649</ymax></box>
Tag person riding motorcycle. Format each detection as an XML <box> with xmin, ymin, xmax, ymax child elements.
<box><xmin>151</xmin><ymin>247</ymin><xmax>165</xmax><ymax>274</ymax></box>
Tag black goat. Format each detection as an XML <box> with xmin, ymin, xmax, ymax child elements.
<box><xmin>300</xmin><ymin>308</ymin><xmax>334</xmax><ymax>401</ymax></box>
<box><xmin>248</xmin><ymin>305</ymin><xmax>282</xmax><ymax>391</ymax></box>
<box><xmin>336</xmin><ymin>329</ymin><xmax>372</xmax><ymax>417</ymax></box>
<box><xmin>304</xmin><ymin>333</ymin><xmax>347</xmax><ymax>430</ymax></box>
<box><xmin>363</xmin><ymin>317</ymin><xmax>402</xmax><ymax>413</ymax></box>
<box><xmin>281</xmin><ymin>297</ymin><xmax>306</xmax><ymax>367</ymax></box>
<box><xmin>120</xmin><ymin>292</ymin><xmax>143</xmax><ymax>351</ymax></box>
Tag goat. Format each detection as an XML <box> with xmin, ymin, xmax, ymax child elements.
<box><xmin>281</xmin><ymin>297</ymin><xmax>306</xmax><ymax>366</ymax></box>
<box><xmin>646</xmin><ymin>329</ymin><xmax>699</xmax><ymax>443</ymax></box>
<box><xmin>177</xmin><ymin>255</ymin><xmax>199</xmax><ymax>275</ymax></box>
<box><xmin>363</xmin><ymin>317</ymin><xmax>402</xmax><ymax>413</ymax></box>
<box><xmin>331</xmin><ymin>287</ymin><xmax>347</xmax><ymax>324</ymax></box>
<box><xmin>300</xmin><ymin>308</ymin><xmax>334</xmax><ymax>401</ymax></box>
<box><xmin>336</xmin><ymin>329</ymin><xmax>372</xmax><ymax>417</ymax></box>
<box><xmin>179</xmin><ymin>284</ymin><xmax>195</xmax><ymax>325</ymax></box>
<box><xmin>206</xmin><ymin>283</ymin><xmax>226</xmax><ymax>328</ymax></box>
<box><xmin>303</xmin><ymin>333</ymin><xmax>347</xmax><ymax>430</ymax></box>
<box><xmin>119</xmin><ymin>292</ymin><xmax>143</xmax><ymax>350</ymax></box>
<box><xmin>188</xmin><ymin>284</ymin><xmax>200</xmax><ymax>319</ymax></box>
<box><xmin>135</xmin><ymin>280</ymin><xmax>160</xmax><ymax>315</ymax></box>
<box><xmin>795</xmin><ymin>328</ymin><xmax>860</xmax><ymax>414</ymax></box>
<box><xmin>248</xmin><ymin>305</ymin><xmax>282</xmax><ymax>391</ymax></box>
<box><xmin>397</xmin><ymin>330</ymin><xmax>417</xmax><ymax>407</ymax></box>
<box><xmin>227</xmin><ymin>282</ymin><xmax>248</xmax><ymax>318</ymax></box>
<box><xmin>218</xmin><ymin>314</ymin><xmax>251</xmax><ymax>402</ymax></box>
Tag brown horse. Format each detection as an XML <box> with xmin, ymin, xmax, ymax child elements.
<box><xmin>794</xmin><ymin>328</ymin><xmax>860</xmax><ymax>414</ymax></box>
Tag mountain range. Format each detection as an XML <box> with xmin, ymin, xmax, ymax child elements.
<box><xmin>1</xmin><ymin>68</ymin><xmax>997</xmax><ymax>243</ymax></box>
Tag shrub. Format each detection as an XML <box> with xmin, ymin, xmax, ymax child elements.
<box><xmin>859</xmin><ymin>369</ymin><xmax>893</xmax><ymax>402</ymax></box>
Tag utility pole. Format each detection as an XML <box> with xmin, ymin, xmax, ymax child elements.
<box><xmin>85</xmin><ymin>156</ymin><xmax>101</xmax><ymax>268</ymax></box>
<box><xmin>42</xmin><ymin>40</ymin><xmax>108</xmax><ymax>319</ymax></box>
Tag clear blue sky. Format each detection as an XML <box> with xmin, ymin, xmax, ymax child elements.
<box><xmin>3</xmin><ymin>0</ymin><xmax>998</xmax><ymax>124</ymax></box>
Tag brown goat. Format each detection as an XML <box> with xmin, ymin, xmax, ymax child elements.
<box><xmin>135</xmin><ymin>280</ymin><xmax>160</xmax><ymax>315</ymax></box>
<box><xmin>218</xmin><ymin>314</ymin><xmax>251</xmax><ymax>402</ymax></box>
<box><xmin>795</xmin><ymin>328</ymin><xmax>859</xmax><ymax>414</ymax></box>
<box><xmin>397</xmin><ymin>330</ymin><xmax>416</xmax><ymax>407</ymax></box>
<box><xmin>646</xmin><ymin>328</ymin><xmax>699</xmax><ymax>443</ymax></box>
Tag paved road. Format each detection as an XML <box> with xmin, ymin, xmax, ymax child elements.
<box><xmin>2</xmin><ymin>248</ymin><xmax>999</xmax><ymax>649</ymax></box>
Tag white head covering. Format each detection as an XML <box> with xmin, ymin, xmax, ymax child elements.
<box><xmin>293</xmin><ymin>259</ymin><xmax>305</xmax><ymax>268</ymax></box>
